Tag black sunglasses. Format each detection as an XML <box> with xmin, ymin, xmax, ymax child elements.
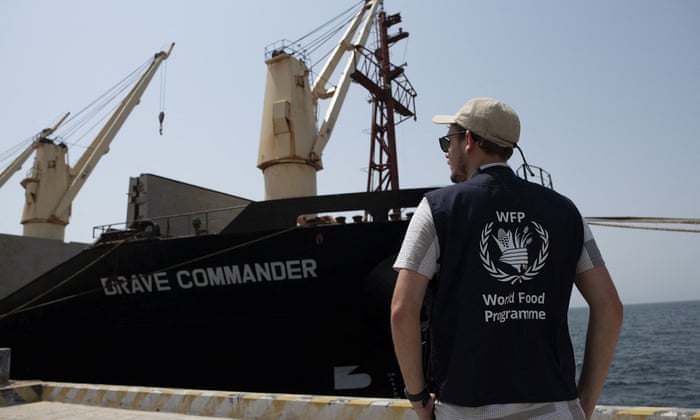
<box><xmin>438</xmin><ymin>130</ymin><xmax>467</xmax><ymax>152</ymax></box>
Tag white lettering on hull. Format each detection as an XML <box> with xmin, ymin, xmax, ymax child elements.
<box><xmin>101</xmin><ymin>258</ymin><xmax>318</xmax><ymax>296</ymax></box>
<box><xmin>101</xmin><ymin>272</ymin><xmax>171</xmax><ymax>295</ymax></box>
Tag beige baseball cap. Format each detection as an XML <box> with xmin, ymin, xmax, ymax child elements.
<box><xmin>432</xmin><ymin>97</ymin><xmax>520</xmax><ymax>148</ymax></box>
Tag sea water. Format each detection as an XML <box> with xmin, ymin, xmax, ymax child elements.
<box><xmin>569</xmin><ymin>299</ymin><xmax>700</xmax><ymax>409</ymax></box>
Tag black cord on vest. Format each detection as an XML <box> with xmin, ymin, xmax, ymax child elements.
<box><xmin>515</xmin><ymin>144</ymin><xmax>535</xmax><ymax>176</ymax></box>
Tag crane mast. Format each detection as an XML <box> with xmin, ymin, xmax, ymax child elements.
<box><xmin>19</xmin><ymin>43</ymin><xmax>174</xmax><ymax>241</ymax></box>
<box><xmin>351</xmin><ymin>11</ymin><xmax>416</xmax><ymax>193</ymax></box>
<box><xmin>257</xmin><ymin>1</ymin><xmax>381</xmax><ymax>200</ymax></box>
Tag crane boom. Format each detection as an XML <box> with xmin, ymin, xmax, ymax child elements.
<box><xmin>310</xmin><ymin>1</ymin><xmax>379</xmax><ymax>101</ymax></box>
<box><xmin>310</xmin><ymin>0</ymin><xmax>381</xmax><ymax>162</ymax></box>
<box><xmin>21</xmin><ymin>43</ymin><xmax>174</xmax><ymax>240</ymax></box>
<box><xmin>53</xmin><ymin>43</ymin><xmax>175</xmax><ymax>219</ymax></box>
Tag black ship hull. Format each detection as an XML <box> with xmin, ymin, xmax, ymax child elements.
<box><xmin>0</xmin><ymin>188</ymin><xmax>432</xmax><ymax>398</ymax></box>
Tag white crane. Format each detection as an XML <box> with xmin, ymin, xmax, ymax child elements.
<box><xmin>257</xmin><ymin>1</ymin><xmax>381</xmax><ymax>200</ymax></box>
<box><xmin>10</xmin><ymin>43</ymin><xmax>174</xmax><ymax>241</ymax></box>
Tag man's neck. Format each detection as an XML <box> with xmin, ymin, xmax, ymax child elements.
<box><xmin>479</xmin><ymin>162</ymin><xmax>509</xmax><ymax>170</ymax></box>
<box><xmin>467</xmin><ymin>157</ymin><xmax>508</xmax><ymax>178</ymax></box>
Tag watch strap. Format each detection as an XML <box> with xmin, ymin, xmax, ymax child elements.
<box><xmin>404</xmin><ymin>387</ymin><xmax>430</xmax><ymax>407</ymax></box>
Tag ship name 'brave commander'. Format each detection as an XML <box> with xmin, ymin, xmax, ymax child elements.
<box><xmin>101</xmin><ymin>258</ymin><xmax>318</xmax><ymax>295</ymax></box>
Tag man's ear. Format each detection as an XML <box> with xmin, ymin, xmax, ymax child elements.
<box><xmin>464</xmin><ymin>131</ymin><xmax>476</xmax><ymax>152</ymax></box>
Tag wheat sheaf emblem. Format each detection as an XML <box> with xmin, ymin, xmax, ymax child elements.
<box><xmin>479</xmin><ymin>221</ymin><xmax>549</xmax><ymax>284</ymax></box>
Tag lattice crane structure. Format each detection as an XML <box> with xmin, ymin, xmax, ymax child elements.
<box><xmin>351</xmin><ymin>10</ymin><xmax>417</xmax><ymax>192</ymax></box>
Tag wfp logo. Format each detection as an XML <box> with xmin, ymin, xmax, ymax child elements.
<box><xmin>479</xmin><ymin>214</ymin><xmax>549</xmax><ymax>284</ymax></box>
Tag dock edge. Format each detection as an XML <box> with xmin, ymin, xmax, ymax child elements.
<box><xmin>1</xmin><ymin>381</ymin><xmax>699</xmax><ymax>419</ymax></box>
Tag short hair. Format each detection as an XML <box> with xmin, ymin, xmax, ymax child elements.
<box><xmin>458</xmin><ymin>127</ymin><xmax>514</xmax><ymax>160</ymax></box>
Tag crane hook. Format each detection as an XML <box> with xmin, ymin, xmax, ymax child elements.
<box><xmin>158</xmin><ymin>111</ymin><xmax>165</xmax><ymax>135</ymax></box>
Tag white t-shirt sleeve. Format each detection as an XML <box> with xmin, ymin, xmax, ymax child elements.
<box><xmin>576</xmin><ymin>217</ymin><xmax>605</xmax><ymax>273</ymax></box>
<box><xmin>393</xmin><ymin>197</ymin><xmax>439</xmax><ymax>279</ymax></box>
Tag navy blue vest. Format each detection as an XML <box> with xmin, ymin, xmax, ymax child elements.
<box><xmin>425</xmin><ymin>166</ymin><xmax>583</xmax><ymax>406</ymax></box>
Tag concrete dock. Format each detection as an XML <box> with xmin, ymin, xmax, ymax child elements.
<box><xmin>1</xmin><ymin>380</ymin><xmax>700</xmax><ymax>419</ymax></box>
<box><xmin>0</xmin><ymin>380</ymin><xmax>417</xmax><ymax>419</ymax></box>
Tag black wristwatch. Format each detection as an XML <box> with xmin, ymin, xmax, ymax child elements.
<box><xmin>404</xmin><ymin>387</ymin><xmax>430</xmax><ymax>408</ymax></box>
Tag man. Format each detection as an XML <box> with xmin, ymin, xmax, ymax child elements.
<box><xmin>390</xmin><ymin>97</ymin><xmax>623</xmax><ymax>420</ymax></box>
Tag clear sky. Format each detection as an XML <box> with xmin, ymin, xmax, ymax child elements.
<box><xmin>1</xmin><ymin>0</ymin><xmax>698</xmax><ymax>307</ymax></box>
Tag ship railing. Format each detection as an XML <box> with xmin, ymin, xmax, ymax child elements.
<box><xmin>92</xmin><ymin>204</ymin><xmax>249</xmax><ymax>240</ymax></box>
<box><xmin>516</xmin><ymin>164</ymin><xmax>553</xmax><ymax>189</ymax></box>
<box><xmin>264</xmin><ymin>39</ymin><xmax>310</xmax><ymax>64</ymax></box>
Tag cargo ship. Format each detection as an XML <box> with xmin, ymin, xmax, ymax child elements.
<box><xmin>0</xmin><ymin>0</ymin><xmax>427</xmax><ymax>398</ymax></box>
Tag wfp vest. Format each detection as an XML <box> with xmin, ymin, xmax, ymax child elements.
<box><xmin>425</xmin><ymin>166</ymin><xmax>583</xmax><ymax>406</ymax></box>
